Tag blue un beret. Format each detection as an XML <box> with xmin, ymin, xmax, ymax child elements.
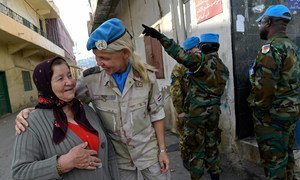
<box><xmin>200</xmin><ymin>33</ymin><xmax>219</xmax><ymax>43</ymax></box>
<box><xmin>182</xmin><ymin>36</ymin><xmax>200</xmax><ymax>51</ymax></box>
<box><xmin>87</xmin><ymin>18</ymin><xmax>126</xmax><ymax>51</ymax></box>
<box><xmin>256</xmin><ymin>4</ymin><xmax>291</xmax><ymax>23</ymax></box>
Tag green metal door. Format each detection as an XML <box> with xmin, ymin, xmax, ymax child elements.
<box><xmin>0</xmin><ymin>72</ymin><xmax>11</xmax><ymax>116</ymax></box>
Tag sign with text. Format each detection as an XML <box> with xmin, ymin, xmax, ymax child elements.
<box><xmin>288</xmin><ymin>0</ymin><xmax>300</xmax><ymax>10</ymax></box>
<box><xmin>195</xmin><ymin>0</ymin><xmax>223</xmax><ymax>24</ymax></box>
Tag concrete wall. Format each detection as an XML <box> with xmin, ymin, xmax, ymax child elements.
<box><xmin>0</xmin><ymin>43</ymin><xmax>39</xmax><ymax>112</ymax></box>
<box><xmin>5</xmin><ymin>0</ymin><xmax>40</xmax><ymax>27</ymax></box>
<box><xmin>113</xmin><ymin>0</ymin><xmax>236</xmax><ymax>153</ymax></box>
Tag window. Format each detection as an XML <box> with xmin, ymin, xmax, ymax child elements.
<box><xmin>144</xmin><ymin>25</ymin><xmax>164</xmax><ymax>79</ymax></box>
<box><xmin>22</xmin><ymin>71</ymin><xmax>32</xmax><ymax>91</ymax></box>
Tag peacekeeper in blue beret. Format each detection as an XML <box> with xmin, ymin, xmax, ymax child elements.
<box><xmin>247</xmin><ymin>4</ymin><xmax>300</xmax><ymax>179</ymax></box>
<box><xmin>170</xmin><ymin>36</ymin><xmax>200</xmax><ymax>166</ymax></box>
<box><xmin>142</xmin><ymin>24</ymin><xmax>229</xmax><ymax>180</ymax></box>
<box><xmin>14</xmin><ymin>18</ymin><xmax>170</xmax><ymax>180</ymax></box>
<box><xmin>80</xmin><ymin>18</ymin><xmax>171</xmax><ymax>180</ymax></box>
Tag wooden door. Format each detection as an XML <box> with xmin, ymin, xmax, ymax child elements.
<box><xmin>0</xmin><ymin>72</ymin><xmax>11</xmax><ymax>116</ymax></box>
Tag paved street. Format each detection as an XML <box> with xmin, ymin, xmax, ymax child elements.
<box><xmin>0</xmin><ymin>112</ymin><xmax>266</xmax><ymax>180</ymax></box>
<box><xmin>165</xmin><ymin>130</ymin><xmax>266</xmax><ymax>180</ymax></box>
<box><xmin>0</xmin><ymin>112</ymin><xmax>17</xmax><ymax>180</ymax></box>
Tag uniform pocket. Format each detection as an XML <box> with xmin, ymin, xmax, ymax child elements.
<box><xmin>143</xmin><ymin>162</ymin><xmax>162</xmax><ymax>176</ymax></box>
<box><xmin>270</xmin><ymin>106</ymin><xmax>299</xmax><ymax>130</ymax></box>
<box><xmin>270</xmin><ymin>106</ymin><xmax>299</xmax><ymax>120</ymax></box>
<box><xmin>129</xmin><ymin>100</ymin><xmax>151</xmax><ymax>135</ymax></box>
<box><xmin>97</xmin><ymin>106</ymin><xmax>118</xmax><ymax>133</ymax></box>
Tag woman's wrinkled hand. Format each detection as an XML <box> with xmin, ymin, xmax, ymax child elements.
<box><xmin>58</xmin><ymin>142</ymin><xmax>101</xmax><ymax>173</ymax></box>
<box><xmin>15</xmin><ymin>108</ymin><xmax>34</xmax><ymax>135</ymax></box>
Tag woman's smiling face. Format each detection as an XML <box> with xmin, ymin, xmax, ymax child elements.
<box><xmin>51</xmin><ymin>63</ymin><xmax>76</xmax><ymax>102</ymax></box>
<box><xmin>93</xmin><ymin>49</ymin><xmax>129</xmax><ymax>75</ymax></box>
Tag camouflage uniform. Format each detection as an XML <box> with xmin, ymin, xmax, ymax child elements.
<box><xmin>76</xmin><ymin>65</ymin><xmax>168</xmax><ymax>178</ymax></box>
<box><xmin>170</xmin><ymin>63</ymin><xmax>189</xmax><ymax>160</ymax></box>
<box><xmin>248</xmin><ymin>34</ymin><xmax>300</xmax><ymax>179</ymax></box>
<box><xmin>160</xmin><ymin>36</ymin><xmax>229</xmax><ymax>179</ymax></box>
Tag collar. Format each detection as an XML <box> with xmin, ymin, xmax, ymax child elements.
<box><xmin>103</xmin><ymin>64</ymin><xmax>143</xmax><ymax>85</ymax></box>
<box><xmin>267</xmin><ymin>33</ymin><xmax>288</xmax><ymax>44</ymax></box>
<box><xmin>112</xmin><ymin>64</ymin><xmax>131</xmax><ymax>93</ymax></box>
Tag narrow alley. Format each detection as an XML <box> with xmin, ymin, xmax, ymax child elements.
<box><xmin>0</xmin><ymin>112</ymin><xmax>266</xmax><ymax>180</ymax></box>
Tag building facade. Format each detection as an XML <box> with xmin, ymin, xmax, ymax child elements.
<box><xmin>0</xmin><ymin>0</ymin><xmax>76</xmax><ymax>116</ymax></box>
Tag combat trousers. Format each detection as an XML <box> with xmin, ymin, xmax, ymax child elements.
<box><xmin>177</xmin><ymin>116</ymin><xmax>186</xmax><ymax>161</ymax></box>
<box><xmin>118</xmin><ymin>162</ymin><xmax>171</xmax><ymax>180</ymax></box>
<box><xmin>253</xmin><ymin>109</ymin><xmax>297</xmax><ymax>180</ymax></box>
<box><xmin>183</xmin><ymin>105</ymin><xmax>222</xmax><ymax>179</ymax></box>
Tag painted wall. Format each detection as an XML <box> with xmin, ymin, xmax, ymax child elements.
<box><xmin>0</xmin><ymin>43</ymin><xmax>39</xmax><ymax>112</ymax></box>
<box><xmin>113</xmin><ymin>0</ymin><xmax>236</xmax><ymax>153</ymax></box>
<box><xmin>5</xmin><ymin>0</ymin><xmax>40</xmax><ymax>27</ymax></box>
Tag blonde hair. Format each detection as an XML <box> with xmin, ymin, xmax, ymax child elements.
<box><xmin>105</xmin><ymin>32</ymin><xmax>156</xmax><ymax>81</ymax></box>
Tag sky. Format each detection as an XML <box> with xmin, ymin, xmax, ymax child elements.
<box><xmin>53</xmin><ymin>0</ymin><xmax>94</xmax><ymax>60</ymax></box>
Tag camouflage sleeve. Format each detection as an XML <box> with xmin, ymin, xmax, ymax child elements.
<box><xmin>170</xmin><ymin>64</ymin><xmax>185</xmax><ymax>113</ymax></box>
<box><xmin>251</xmin><ymin>45</ymin><xmax>282</xmax><ymax>110</ymax></box>
<box><xmin>76</xmin><ymin>76</ymin><xmax>92</xmax><ymax>104</ymax></box>
<box><xmin>159</xmin><ymin>36</ymin><xmax>204</xmax><ymax>72</ymax></box>
<box><xmin>203</xmin><ymin>53</ymin><xmax>229</xmax><ymax>96</ymax></box>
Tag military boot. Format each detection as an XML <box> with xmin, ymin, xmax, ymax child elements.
<box><xmin>182</xmin><ymin>160</ymin><xmax>191</xmax><ymax>171</ymax></box>
<box><xmin>210</xmin><ymin>173</ymin><xmax>220</xmax><ymax>180</ymax></box>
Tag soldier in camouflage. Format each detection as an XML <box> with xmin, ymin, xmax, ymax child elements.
<box><xmin>142</xmin><ymin>25</ymin><xmax>229</xmax><ymax>180</ymax></box>
<box><xmin>170</xmin><ymin>36</ymin><xmax>200</xmax><ymax>164</ymax></box>
<box><xmin>247</xmin><ymin>5</ymin><xmax>300</xmax><ymax>179</ymax></box>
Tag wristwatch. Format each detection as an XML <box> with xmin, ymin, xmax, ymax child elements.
<box><xmin>159</xmin><ymin>148</ymin><xmax>167</xmax><ymax>153</ymax></box>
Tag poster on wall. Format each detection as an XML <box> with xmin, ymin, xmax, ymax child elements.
<box><xmin>288</xmin><ymin>0</ymin><xmax>300</xmax><ymax>10</ymax></box>
<box><xmin>195</xmin><ymin>0</ymin><xmax>223</xmax><ymax>24</ymax></box>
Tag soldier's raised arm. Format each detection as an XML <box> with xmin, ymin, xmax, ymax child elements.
<box><xmin>142</xmin><ymin>24</ymin><xmax>204</xmax><ymax>72</ymax></box>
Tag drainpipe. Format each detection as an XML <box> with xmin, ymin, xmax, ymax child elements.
<box><xmin>170</xmin><ymin>0</ymin><xmax>179</xmax><ymax>43</ymax></box>
<box><xmin>178</xmin><ymin>0</ymin><xmax>187</xmax><ymax>40</ymax></box>
<box><xmin>171</xmin><ymin>0</ymin><xmax>187</xmax><ymax>43</ymax></box>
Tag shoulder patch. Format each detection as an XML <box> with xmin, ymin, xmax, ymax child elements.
<box><xmin>261</xmin><ymin>44</ymin><xmax>270</xmax><ymax>54</ymax></box>
<box><xmin>83</xmin><ymin>66</ymin><xmax>102</xmax><ymax>77</ymax></box>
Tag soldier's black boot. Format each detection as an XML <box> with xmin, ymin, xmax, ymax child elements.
<box><xmin>210</xmin><ymin>173</ymin><xmax>220</xmax><ymax>180</ymax></box>
<box><xmin>182</xmin><ymin>160</ymin><xmax>191</xmax><ymax>171</ymax></box>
